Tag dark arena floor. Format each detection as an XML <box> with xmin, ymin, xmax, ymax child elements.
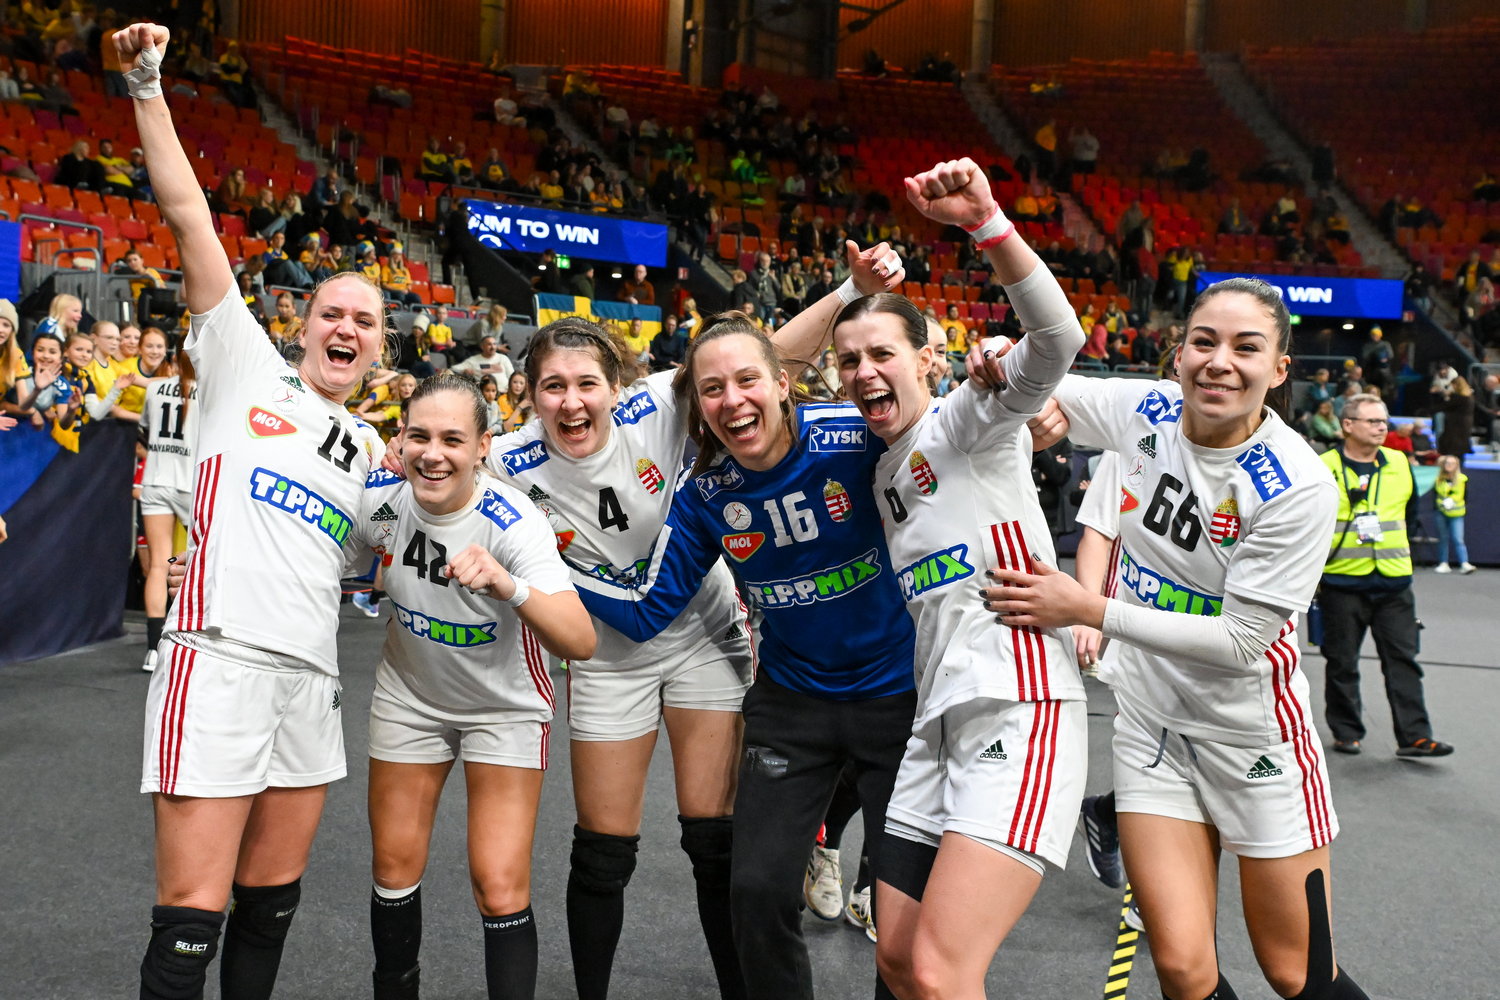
<box><xmin>3</xmin><ymin>565</ymin><xmax>1493</xmax><ymax>999</ymax></box>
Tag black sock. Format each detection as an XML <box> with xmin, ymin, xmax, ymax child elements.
<box><xmin>371</xmin><ymin>884</ymin><xmax>422</xmax><ymax>984</ymax></box>
<box><xmin>1096</xmin><ymin>790</ymin><xmax>1117</xmax><ymax>826</ymax></box>
<box><xmin>1165</xmin><ymin>973</ymin><xmax>1241</xmax><ymax>1000</ymax></box>
<box><xmin>482</xmin><ymin>907</ymin><xmax>538</xmax><ymax>1000</ymax></box>
<box><xmin>567</xmin><ymin>827</ymin><xmax>639</xmax><ymax>1000</ymax></box>
<box><xmin>140</xmin><ymin>905</ymin><xmax>224</xmax><ymax>1000</ymax></box>
<box><xmin>854</xmin><ymin>851</ymin><xmax>872</xmax><ymax>893</ymax></box>
<box><xmin>147</xmin><ymin>616</ymin><xmax>165</xmax><ymax>651</ymax></box>
<box><xmin>821</xmin><ymin>768</ymin><xmax>862</xmax><ymax>851</ymax></box>
<box><xmin>679</xmin><ymin>816</ymin><xmax>743</xmax><ymax>1000</ymax></box>
<box><xmin>219</xmin><ymin>880</ymin><xmax>301</xmax><ymax>1000</ymax></box>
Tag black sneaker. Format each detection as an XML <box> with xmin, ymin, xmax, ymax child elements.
<box><xmin>1396</xmin><ymin>738</ymin><xmax>1454</xmax><ymax>758</ymax></box>
<box><xmin>1079</xmin><ymin>795</ymin><xmax>1125</xmax><ymax>889</ymax></box>
<box><xmin>1332</xmin><ymin>739</ymin><xmax>1361</xmax><ymax>755</ymax></box>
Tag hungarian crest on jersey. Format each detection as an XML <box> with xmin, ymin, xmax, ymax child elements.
<box><xmin>909</xmin><ymin>450</ymin><xmax>938</xmax><ymax>495</ymax></box>
<box><xmin>823</xmin><ymin>479</ymin><xmax>852</xmax><ymax>522</ymax></box>
<box><xmin>635</xmin><ymin>457</ymin><xmax>664</xmax><ymax>494</ymax></box>
<box><xmin>1209</xmin><ymin>497</ymin><xmax>1241</xmax><ymax>547</ymax></box>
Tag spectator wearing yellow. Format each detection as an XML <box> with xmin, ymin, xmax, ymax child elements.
<box><xmin>497</xmin><ymin>370</ymin><xmax>532</xmax><ymax>431</ymax></box>
<box><xmin>940</xmin><ymin>303</ymin><xmax>966</xmax><ymax>352</ymax></box>
<box><xmin>419</xmin><ymin>137</ymin><xmax>453</xmax><ymax>184</ymax></box>
<box><xmin>0</xmin><ymin>299</ymin><xmax>31</xmax><ymax>418</ymax></box>
<box><xmin>482</xmin><ymin>148</ymin><xmax>509</xmax><ymax>188</ymax></box>
<box><xmin>450</xmin><ymin>141</ymin><xmax>475</xmax><ymax>185</ymax></box>
<box><xmin>85</xmin><ymin>320</ymin><xmax>139</xmax><ymax>422</ymax></box>
<box><xmin>267</xmin><ymin>292</ymin><xmax>303</xmax><ymax>349</ymax></box>
<box><xmin>422</xmin><ymin>304</ymin><xmax>459</xmax><ymax>365</ymax></box>
<box><xmin>538</xmin><ymin>170</ymin><xmax>564</xmax><ymax>204</ymax></box>
<box><xmin>116</xmin><ymin>323</ymin><xmax>151</xmax><ymax>415</ymax></box>
<box><xmin>97</xmin><ymin>138</ymin><xmax>134</xmax><ymax>195</ymax></box>
<box><xmin>1012</xmin><ymin>190</ymin><xmax>1040</xmax><ymax>221</ymax></box>
<box><xmin>354</xmin><ymin>242</ymin><xmax>382</xmax><ymax>283</ymax></box>
<box><xmin>381</xmin><ymin>246</ymin><xmax>421</xmax><ymax>309</ymax></box>
<box><xmin>620</xmin><ymin>317</ymin><xmax>653</xmax><ymax>366</ymax></box>
<box><xmin>119</xmin><ymin>249</ymin><xmax>166</xmax><ymax>300</ymax></box>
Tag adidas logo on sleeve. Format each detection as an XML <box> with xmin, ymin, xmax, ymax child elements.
<box><xmin>979</xmin><ymin>739</ymin><xmax>1008</xmax><ymax>761</ymax></box>
<box><xmin>1246</xmin><ymin>754</ymin><xmax>1283</xmax><ymax>779</ymax></box>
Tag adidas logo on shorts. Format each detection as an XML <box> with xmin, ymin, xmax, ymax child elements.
<box><xmin>371</xmin><ymin>503</ymin><xmax>398</xmax><ymax>522</ymax></box>
<box><xmin>1246</xmin><ymin>754</ymin><xmax>1283</xmax><ymax>779</ymax></box>
<box><xmin>979</xmin><ymin>739</ymin><xmax>1008</xmax><ymax>761</ymax></box>
<box><xmin>331</xmin><ymin>690</ymin><xmax>342</xmax><ymax>712</ymax></box>
<box><xmin>1137</xmin><ymin>434</ymin><xmax>1157</xmax><ymax>459</ymax></box>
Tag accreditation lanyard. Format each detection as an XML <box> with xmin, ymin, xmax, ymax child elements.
<box><xmin>1338</xmin><ymin>454</ymin><xmax>1385</xmax><ymax>544</ymax></box>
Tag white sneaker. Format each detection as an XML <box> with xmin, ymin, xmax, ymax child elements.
<box><xmin>1460</xmin><ymin>562</ymin><xmax>1476</xmax><ymax>574</ymax></box>
<box><xmin>845</xmin><ymin>885</ymin><xmax>877</xmax><ymax>942</ymax></box>
<box><xmin>803</xmin><ymin>846</ymin><xmax>843</xmax><ymax>920</ymax></box>
<box><xmin>352</xmin><ymin>591</ymin><xmax>381</xmax><ymax>617</ymax></box>
<box><xmin>1123</xmin><ymin>898</ymin><xmax>1145</xmax><ymax>933</ymax></box>
<box><xmin>142</xmin><ymin>649</ymin><xmax>157</xmax><ymax>673</ymax></box>
<box><xmin>1433</xmin><ymin>563</ymin><xmax>1451</xmax><ymax>574</ymax></box>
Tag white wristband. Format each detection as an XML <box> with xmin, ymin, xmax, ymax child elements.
<box><xmin>124</xmin><ymin>40</ymin><xmax>165</xmax><ymax>101</ymax></box>
<box><xmin>835</xmin><ymin>276</ymin><xmax>860</xmax><ymax>305</ymax></box>
<box><xmin>504</xmin><ymin>576</ymin><xmax>530</xmax><ymax>608</ymax></box>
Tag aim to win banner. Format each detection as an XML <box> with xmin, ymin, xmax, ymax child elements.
<box><xmin>534</xmin><ymin>294</ymin><xmax>662</xmax><ymax>344</ymax></box>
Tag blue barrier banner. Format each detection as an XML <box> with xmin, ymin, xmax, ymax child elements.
<box><xmin>1196</xmin><ymin>271</ymin><xmax>1404</xmax><ymax>320</ymax></box>
<box><xmin>465</xmin><ymin>200</ymin><xmax>668</xmax><ymax>267</ymax></box>
<box><xmin>0</xmin><ymin>219</ymin><xmax>20</xmax><ymax>302</ymax></box>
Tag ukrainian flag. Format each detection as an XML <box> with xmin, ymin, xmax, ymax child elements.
<box><xmin>534</xmin><ymin>294</ymin><xmax>662</xmax><ymax>344</ymax></box>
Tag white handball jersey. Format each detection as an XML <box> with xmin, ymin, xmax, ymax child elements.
<box><xmin>167</xmin><ymin>288</ymin><xmax>385</xmax><ymax>676</ymax></box>
<box><xmin>484</xmin><ymin>369</ymin><xmax>744</xmax><ymax>670</ymax></box>
<box><xmin>1052</xmin><ymin>376</ymin><xmax>1338</xmax><ymax>744</ymax></box>
<box><xmin>1075</xmin><ymin>451</ymin><xmax>1122</xmax><ymax>542</ymax></box>
<box><xmin>140</xmin><ymin>376</ymin><xmax>199</xmax><ymax>493</ymax></box>
<box><xmin>873</xmin><ymin>259</ymin><xmax>1088</xmax><ymax>726</ymax></box>
<box><xmin>353</xmin><ymin>476</ymin><xmax>571</xmax><ymax>721</ymax></box>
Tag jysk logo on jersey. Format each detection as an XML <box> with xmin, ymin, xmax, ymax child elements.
<box><xmin>613</xmin><ymin>389</ymin><xmax>658</xmax><ymax>426</ymax></box>
<box><xmin>392</xmin><ymin>599</ymin><xmax>497</xmax><ymax>648</ymax></box>
<box><xmin>500</xmin><ymin>440</ymin><xmax>550</xmax><ymax>475</ymax></box>
<box><xmin>636</xmin><ymin>457</ymin><xmax>665</xmax><ymax>494</ymax></box>
<box><xmin>808</xmin><ymin>422</ymin><xmax>867</xmax><ymax>452</ymax></box>
<box><xmin>823</xmin><ymin>479</ymin><xmax>852</xmax><ymax>522</ymax></box>
<box><xmin>1210</xmin><ymin>497</ymin><xmax>1241</xmax><ymax>547</ymax></box>
<box><xmin>722</xmin><ymin>531</ymin><xmax>766</xmax><ymax>562</ymax></box>
<box><xmin>696</xmin><ymin>465</ymin><xmax>744</xmax><ymax>500</ymax></box>
<box><xmin>366</xmin><ymin>468</ymin><xmax>402</xmax><ymax>489</ymax></box>
<box><xmin>896</xmin><ymin>544</ymin><xmax>975</xmax><ymax>601</ymax></box>
<box><xmin>250</xmin><ymin>468</ymin><xmax>353</xmax><ymax>545</ymax></box>
<box><xmin>1137</xmin><ymin>434</ymin><xmax>1157</xmax><ymax>458</ymax></box>
<box><xmin>909</xmin><ymin>451</ymin><xmax>938</xmax><ymax>495</ymax></box>
<box><xmin>1135</xmin><ymin>390</ymin><xmax>1183</xmax><ymax>425</ymax></box>
<box><xmin>1119</xmin><ymin>549</ymin><xmax>1222</xmax><ymax>616</ymax></box>
<box><xmin>750</xmin><ymin>548</ymin><xmax>882</xmax><ymax>609</ymax></box>
<box><xmin>478</xmin><ymin>491</ymin><xmax>521</xmax><ymax>530</ymax></box>
<box><xmin>247</xmin><ymin>406</ymin><xmax>297</xmax><ymax>438</ymax></box>
<box><xmin>1236</xmin><ymin>443</ymin><xmax>1290</xmax><ymax>501</ymax></box>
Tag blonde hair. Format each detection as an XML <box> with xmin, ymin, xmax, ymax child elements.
<box><xmin>49</xmin><ymin>293</ymin><xmax>83</xmax><ymax>334</ymax></box>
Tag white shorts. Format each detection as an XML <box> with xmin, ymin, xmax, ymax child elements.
<box><xmin>141</xmin><ymin>638</ymin><xmax>346</xmax><ymax>796</ymax></box>
<box><xmin>369</xmin><ymin>679</ymin><xmax>551</xmax><ymax>769</ymax></box>
<box><xmin>1111</xmin><ymin>703</ymin><xmax>1339</xmax><ymax>859</ymax></box>
<box><xmin>566</xmin><ymin>629</ymin><xmax>752</xmax><ymax>742</ymax></box>
<box><xmin>140</xmin><ymin>484</ymin><xmax>192</xmax><ymax>523</ymax></box>
<box><xmin>885</xmin><ymin>698</ymin><xmax>1088</xmax><ymax>871</ymax></box>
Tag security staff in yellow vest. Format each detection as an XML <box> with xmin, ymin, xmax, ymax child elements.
<box><xmin>1319</xmin><ymin>394</ymin><xmax>1454</xmax><ymax>757</ymax></box>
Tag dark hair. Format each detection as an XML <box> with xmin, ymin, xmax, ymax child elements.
<box><xmin>673</xmin><ymin>312</ymin><xmax>811</xmax><ymax>475</ymax></box>
<box><xmin>407</xmin><ymin>369</ymin><xmax>490</xmax><ymax>437</ymax></box>
<box><xmin>523</xmin><ymin>315</ymin><xmax>641</xmax><ymax>390</ymax></box>
<box><xmin>1184</xmin><ymin>277</ymin><xmax>1295</xmax><ymax>421</ymax></box>
<box><xmin>833</xmin><ymin>292</ymin><xmax>928</xmax><ymax>353</ymax></box>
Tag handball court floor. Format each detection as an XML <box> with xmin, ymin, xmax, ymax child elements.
<box><xmin>3</xmin><ymin>566</ymin><xmax>1495</xmax><ymax>1000</ymax></box>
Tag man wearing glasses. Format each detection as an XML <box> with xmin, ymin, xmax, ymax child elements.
<box><xmin>1317</xmin><ymin>394</ymin><xmax>1455</xmax><ymax>758</ymax></box>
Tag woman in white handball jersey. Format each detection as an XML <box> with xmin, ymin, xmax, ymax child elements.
<box><xmin>353</xmin><ymin>372</ymin><xmax>594</xmax><ymax>1000</ymax></box>
<box><xmin>981</xmin><ymin>278</ymin><xmax>1373</xmax><ymax>1000</ymax></box>
<box><xmin>138</xmin><ymin>341</ymin><xmax>196</xmax><ymax>673</ymax></box>
<box><xmin>829</xmin><ymin>157</ymin><xmax>1089</xmax><ymax>999</ymax></box>
<box><xmin>120</xmin><ymin>23</ymin><xmax>387</xmax><ymax>1000</ymax></box>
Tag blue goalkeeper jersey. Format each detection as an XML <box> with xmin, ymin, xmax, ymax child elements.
<box><xmin>573</xmin><ymin>403</ymin><xmax>916</xmax><ymax>701</ymax></box>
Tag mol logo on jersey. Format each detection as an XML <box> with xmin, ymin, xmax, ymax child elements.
<box><xmin>1120</xmin><ymin>488</ymin><xmax>1141</xmax><ymax>514</ymax></box>
<box><xmin>249</xmin><ymin>468</ymin><xmax>353</xmax><ymax>545</ymax></box>
<box><xmin>478</xmin><ymin>491</ymin><xmax>522</xmax><ymax>530</ymax></box>
<box><xmin>808</xmin><ymin>422</ymin><xmax>867</xmax><ymax>452</ymax></box>
<box><xmin>823</xmin><ymin>479</ymin><xmax>852</xmax><ymax>522</ymax></box>
<box><xmin>696</xmin><ymin>464</ymin><xmax>744</xmax><ymax>500</ymax></box>
<box><xmin>1236</xmin><ymin>443</ymin><xmax>1291</xmax><ymax>501</ymax></box>
<box><xmin>636</xmin><ymin>457</ymin><xmax>665</xmax><ymax>494</ymax></box>
<box><xmin>613</xmin><ymin>389</ymin><xmax>659</xmax><ymax>426</ymax></box>
<box><xmin>722</xmin><ymin>531</ymin><xmax>766</xmax><ymax>562</ymax></box>
<box><xmin>750</xmin><ymin>548</ymin><xmax>882</xmax><ymax>609</ymax></box>
<box><xmin>499</xmin><ymin>440</ymin><xmax>550</xmax><ymax>475</ymax></box>
<box><xmin>908</xmin><ymin>451</ymin><xmax>938</xmax><ymax>495</ymax></box>
<box><xmin>247</xmin><ymin>406</ymin><xmax>296</xmax><ymax>438</ymax></box>
<box><xmin>1210</xmin><ymin>497</ymin><xmax>1241</xmax><ymax>547</ymax></box>
<box><xmin>392</xmin><ymin>599</ymin><xmax>497</xmax><ymax>648</ymax></box>
<box><xmin>1135</xmin><ymin>389</ymin><xmax>1183</xmax><ymax>426</ymax></box>
<box><xmin>1119</xmin><ymin>549</ymin><xmax>1223</xmax><ymax>617</ymax></box>
<box><xmin>897</xmin><ymin>544</ymin><xmax>975</xmax><ymax>601</ymax></box>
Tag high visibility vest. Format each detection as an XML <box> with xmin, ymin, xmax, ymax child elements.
<box><xmin>1435</xmin><ymin>474</ymin><xmax>1467</xmax><ymax>518</ymax></box>
<box><xmin>1321</xmin><ymin>446</ymin><xmax>1412</xmax><ymax>576</ymax></box>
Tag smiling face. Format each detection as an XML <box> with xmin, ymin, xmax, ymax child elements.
<box><xmin>91</xmin><ymin>322</ymin><xmax>119</xmax><ymax>360</ymax></box>
<box><xmin>297</xmin><ymin>275</ymin><xmax>386</xmax><ymax>403</ymax></box>
<box><xmin>692</xmin><ymin>333</ymin><xmax>793</xmax><ymax>471</ymax></box>
<box><xmin>33</xmin><ymin>336</ymin><xmax>62</xmax><ymax>369</ymax></box>
<box><xmin>1176</xmin><ymin>290</ymin><xmax>1289</xmax><ymax>449</ymax></box>
<box><xmin>834</xmin><ymin>310</ymin><xmax>934</xmax><ymax>443</ymax></box>
<box><xmin>118</xmin><ymin>325</ymin><xmax>141</xmax><ymax>359</ymax></box>
<box><xmin>402</xmin><ymin>387</ymin><xmax>492</xmax><ymax>514</ymax></box>
<box><xmin>531</xmin><ymin>347</ymin><xmax>618</xmax><ymax>459</ymax></box>
<box><xmin>508</xmin><ymin>372</ymin><xmax>528</xmax><ymax>397</ymax></box>
<box><xmin>66</xmin><ymin>336</ymin><xmax>93</xmax><ymax>367</ymax></box>
<box><xmin>139</xmin><ymin>329</ymin><xmax>168</xmax><ymax>370</ymax></box>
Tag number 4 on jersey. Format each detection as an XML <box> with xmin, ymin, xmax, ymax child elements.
<box><xmin>403</xmin><ymin>529</ymin><xmax>450</xmax><ymax>586</ymax></box>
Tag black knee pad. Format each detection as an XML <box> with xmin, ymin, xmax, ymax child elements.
<box><xmin>879</xmin><ymin>832</ymin><xmax>938</xmax><ymax>903</ymax></box>
<box><xmin>226</xmin><ymin>879</ymin><xmax>301</xmax><ymax>949</ymax></box>
<box><xmin>1285</xmin><ymin>870</ymin><xmax>1370</xmax><ymax>1000</ymax></box>
<box><xmin>140</xmin><ymin>905</ymin><xmax>224</xmax><ymax>1000</ymax></box>
<box><xmin>569</xmin><ymin>825</ymin><xmax>640</xmax><ymax>896</ymax></box>
<box><xmin>678</xmin><ymin>815</ymin><xmax>733</xmax><ymax>890</ymax></box>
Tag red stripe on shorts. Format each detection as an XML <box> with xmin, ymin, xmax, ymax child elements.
<box><xmin>160</xmin><ymin>645</ymin><xmax>197</xmax><ymax>794</ymax></box>
<box><xmin>1011</xmin><ymin>701</ymin><xmax>1057</xmax><ymax>850</ymax></box>
<box><xmin>999</xmin><ymin>521</ymin><xmax>1049</xmax><ymax>699</ymax></box>
<box><xmin>193</xmin><ymin>456</ymin><xmax>221</xmax><ymax>630</ymax></box>
<box><xmin>991</xmin><ymin>523</ymin><xmax>1031</xmax><ymax>699</ymax></box>
<box><xmin>540</xmin><ymin>721</ymin><xmax>550</xmax><ymax>770</ymax></box>
<box><xmin>521</xmin><ymin>626</ymin><xmax>553</xmax><ymax>710</ymax></box>
<box><xmin>1028</xmin><ymin>701</ymin><xmax>1062</xmax><ymax>854</ymax></box>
